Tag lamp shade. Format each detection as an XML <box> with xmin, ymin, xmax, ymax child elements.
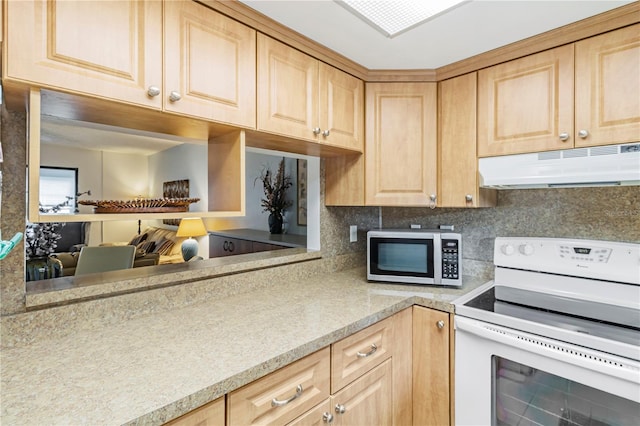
<box><xmin>176</xmin><ymin>218</ymin><xmax>207</xmax><ymax>238</ymax></box>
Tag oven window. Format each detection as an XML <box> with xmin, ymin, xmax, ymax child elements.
<box><xmin>370</xmin><ymin>238</ymin><xmax>434</xmax><ymax>277</ymax></box>
<box><xmin>492</xmin><ymin>356</ymin><xmax>639</xmax><ymax>426</ymax></box>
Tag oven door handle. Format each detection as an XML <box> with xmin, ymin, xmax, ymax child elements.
<box><xmin>455</xmin><ymin>316</ymin><xmax>640</xmax><ymax>384</ymax></box>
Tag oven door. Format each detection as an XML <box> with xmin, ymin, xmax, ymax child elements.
<box><xmin>455</xmin><ymin>316</ymin><xmax>640</xmax><ymax>426</ymax></box>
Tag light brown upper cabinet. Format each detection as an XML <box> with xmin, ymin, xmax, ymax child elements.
<box><xmin>365</xmin><ymin>83</ymin><xmax>438</xmax><ymax>206</ymax></box>
<box><xmin>439</xmin><ymin>73</ymin><xmax>496</xmax><ymax>208</ymax></box>
<box><xmin>163</xmin><ymin>1</ymin><xmax>256</xmax><ymax>127</ymax></box>
<box><xmin>5</xmin><ymin>0</ymin><xmax>163</xmax><ymax>109</ymax></box>
<box><xmin>5</xmin><ymin>0</ymin><xmax>256</xmax><ymax>127</ymax></box>
<box><xmin>478</xmin><ymin>44</ymin><xmax>575</xmax><ymax>157</ymax></box>
<box><xmin>478</xmin><ymin>25</ymin><xmax>640</xmax><ymax>157</ymax></box>
<box><xmin>257</xmin><ymin>34</ymin><xmax>364</xmax><ymax>152</ymax></box>
<box><xmin>575</xmin><ymin>24</ymin><xmax>640</xmax><ymax>148</ymax></box>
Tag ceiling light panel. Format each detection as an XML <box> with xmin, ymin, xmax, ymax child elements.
<box><xmin>337</xmin><ymin>0</ymin><xmax>468</xmax><ymax>38</ymax></box>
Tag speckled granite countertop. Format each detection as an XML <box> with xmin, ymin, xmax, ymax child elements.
<box><xmin>1</xmin><ymin>267</ymin><xmax>487</xmax><ymax>425</ymax></box>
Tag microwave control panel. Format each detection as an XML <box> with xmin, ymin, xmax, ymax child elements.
<box><xmin>442</xmin><ymin>239</ymin><xmax>460</xmax><ymax>280</ymax></box>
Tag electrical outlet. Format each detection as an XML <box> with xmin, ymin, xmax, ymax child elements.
<box><xmin>410</xmin><ymin>224</ymin><xmax>421</xmax><ymax>229</ymax></box>
<box><xmin>350</xmin><ymin>225</ymin><xmax>357</xmax><ymax>242</ymax></box>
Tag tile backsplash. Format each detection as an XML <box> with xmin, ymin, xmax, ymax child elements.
<box><xmin>320</xmin><ymin>170</ymin><xmax>640</xmax><ymax>274</ymax></box>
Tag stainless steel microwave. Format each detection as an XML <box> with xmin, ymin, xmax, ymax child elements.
<box><xmin>367</xmin><ymin>229</ymin><xmax>462</xmax><ymax>286</ymax></box>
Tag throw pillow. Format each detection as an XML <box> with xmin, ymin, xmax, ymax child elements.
<box><xmin>137</xmin><ymin>240</ymin><xmax>156</xmax><ymax>254</ymax></box>
<box><xmin>154</xmin><ymin>238</ymin><xmax>175</xmax><ymax>255</ymax></box>
<box><xmin>129</xmin><ymin>233</ymin><xmax>148</xmax><ymax>246</ymax></box>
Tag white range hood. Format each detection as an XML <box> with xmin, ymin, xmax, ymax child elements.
<box><xmin>479</xmin><ymin>143</ymin><xmax>640</xmax><ymax>189</ymax></box>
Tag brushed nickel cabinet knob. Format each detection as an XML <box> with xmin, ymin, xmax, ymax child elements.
<box><xmin>147</xmin><ymin>86</ymin><xmax>160</xmax><ymax>97</ymax></box>
<box><xmin>169</xmin><ymin>91</ymin><xmax>182</xmax><ymax>102</ymax></box>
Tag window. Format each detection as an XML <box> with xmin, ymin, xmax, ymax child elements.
<box><xmin>39</xmin><ymin>167</ymin><xmax>78</xmax><ymax>214</ymax></box>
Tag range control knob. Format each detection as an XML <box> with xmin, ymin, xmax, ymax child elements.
<box><xmin>500</xmin><ymin>244</ymin><xmax>515</xmax><ymax>256</ymax></box>
<box><xmin>519</xmin><ymin>244</ymin><xmax>535</xmax><ymax>256</ymax></box>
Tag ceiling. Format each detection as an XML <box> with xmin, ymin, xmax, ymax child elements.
<box><xmin>239</xmin><ymin>0</ymin><xmax>633</xmax><ymax>69</ymax></box>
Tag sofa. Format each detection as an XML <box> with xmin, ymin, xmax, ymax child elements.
<box><xmin>101</xmin><ymin>226</ymin><xmax>185</xmax><ymax>265</ymax></box>
<box><xmin>51</xmin><ymin>226</ymin><xmax>183</xmax><ymax>276</ymax></box>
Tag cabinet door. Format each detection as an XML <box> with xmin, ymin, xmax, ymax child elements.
<box><xmin>228</xmin><ymin>347</ymin><xmax>330</xmax><ymax>426</ymax></box>
<box><xmin>318</xmin><ymin>63</ymin><xmax>364</xmax><ymax>151</ymax></box>
<box><xmin>575</xmin><ymin>24</ymin><xmax>640</xmax><ymax>147</ymax></box>
<box><xmin>209</xmin><ymin>235</ymin><xmax>252</xmax><ymax>258</ymax></box>
<box><xmin>5</xmin><ymin>0</ymin><xmax>162</xmax><ymax>108</ymax></box>
<box><xmin>413</xmin><ymin>307</ymin><xmax>450</xmax><ymax>426</ymax></box>
<box><xmin>165</xmin><ymin>396</ymin><xmax>224</xmax><ymax>426</ymax></box>
<box><xmin>257</xmin><ymin>34</ymin><xmax>319</xmax><ymax>142</ymax></box>
<box><xmin>164</xmin><ymin>1</ymin><xmax>256</xmax><ymax>127</ymax></box>
<box><xmin>287</xmin><ymin>399</ymin><xmax>332</xmax><ymax>426</ymax></box>
<box><xmin>365</xmin><ymin>82</ymin><xmax>437</xmax><ymax>206</ymax></box>
<box><xmin>439</xmin><ymin>73</ymin><xmax>496</xmax><ymax>208</ymax></box>
<box><xmin>331</xmin><ymin>360</ymin><xmax>393</xmax><ymax>426</ymax></box>
<box><xmin>478</xmin><ymin>45</ymin><xmax>574</xmax><ymax>156</ymax></box>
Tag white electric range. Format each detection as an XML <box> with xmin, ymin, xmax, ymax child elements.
<box><xmin>453</xmin><ymin>237</ymin><xmax>640</xmax><ymax>426</ymax></box>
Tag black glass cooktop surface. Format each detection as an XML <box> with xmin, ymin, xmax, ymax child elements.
<box><xmin>462</xmin><ymin>286</ymin><xmax>640</xmax><ymax>348</ymax></box>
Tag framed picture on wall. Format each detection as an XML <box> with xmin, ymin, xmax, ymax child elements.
<box><xmin>297</xmin><ymin>159</ymin><xmax>307</xmax><ymax>226</ymax></box>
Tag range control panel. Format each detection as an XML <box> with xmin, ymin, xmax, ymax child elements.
<box><xmin>494</xmin><ymin>237</ymin><xmax>640</xmax><ymax>285</ymax></box>
<box><xmin>558</xmin><ymin>245</ymin><xmax>612</xmax><ymax>263</ymax></box>
<box><xmin>442</xmin><ymin>239</ymin><xmax>460</xmax><ymax>280</ymax></box>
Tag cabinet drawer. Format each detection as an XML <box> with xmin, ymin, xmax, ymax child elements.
<box><xmin>228</xmin><ymin>347</ymin><xmax>330</xmax><ymax>425</ymax></box>
<box><xmin>330</xmin><ymin>316</ymin><xmax>393</xmax><ymax>393</ymax></box>
<box><xmin>164</xmin><ymin>396</ymin><xmax>224</xmax><ymax>426</ymax></box>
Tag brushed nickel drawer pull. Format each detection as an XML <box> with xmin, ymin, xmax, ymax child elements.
<box><xmin>356</xmin><ymin>343</ymin><xmax>377</xmax><ymax>358</ymax></box>
<box><xmin>271</xmin><ymin>384</ymin><xmax>304</xmax><ymax>407</ymax></box>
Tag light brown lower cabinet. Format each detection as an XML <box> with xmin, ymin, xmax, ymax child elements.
<box><xmin>286</xmin><ymin>399</ymin><xmax>332</xmax><ymax>425</ymax></box>
<box><xmin>228</xmin><ymin>347</ymin><xmax>331</xmax><ymax>425</ymax></box>
<box><xmin>286</xmin><ymin>361</ymin><xmax>392</xmax><ymax>426</ymax></box>
<box><xmin>164</xmin><ymin>395</ymin><xmax>225</xmax><ymax>426</ymax></box>
<box><xmin>413</xmin><ymin>306</ymin><xmax>451</xmax><ymax>426</ymax></box>
<box><xmin>330</xmin><ymin>360</ymin><xmax>393</xmax><ymax>425</ymax></box>
<box><xmin>168</xmin><ymin>306</ymin><xmax>448</xmax><ymax>425</ymax></box>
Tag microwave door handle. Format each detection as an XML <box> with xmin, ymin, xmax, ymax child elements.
<box><xmin>433</xmin><ymin>236</ymin><xmax>442</xmax><ymax>284</ymax></box>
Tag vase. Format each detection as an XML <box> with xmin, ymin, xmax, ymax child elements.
<box><xmin>268</xmin><ymin>212</ymin><xmax>284</xmax><ymax>234</ymax></box>
<box><xmin>25</xmin><ymin>256</ymin><xmax>63</xmax><ymax>281</ymax></box>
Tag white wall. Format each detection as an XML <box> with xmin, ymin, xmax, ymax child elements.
<box><xmin>148</xmin><ymin>143</ymin><xmax>209</xmax><ymax>257</ymax></box>
<box><xmin>204</xmin><ymin>150</ymin><xmax>308</xmax><ymax>236</ymax></box>
<box><xmin>40</xmin><ymin>143</ymin><xmax>103</xmax><ymax>245</ymax></box>
<box><xmin>101</xmin><ymin>151</ymin><xmax>151</xmax><ymax>244</ymax></box>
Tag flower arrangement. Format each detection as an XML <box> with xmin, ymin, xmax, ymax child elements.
<box><xmin>255</xmin><ymin>158</ymin><xmax>293</xmax><ymax>233</ymax></box>
<box><xmin>24</xmin><ymin>222</ymin><xmax>65</xmax><ymax>260</ymax></box>
<box><xmin>257</xmin><ymin>158</ymin><xmax>293</xmax><ymax>214</ymax></box>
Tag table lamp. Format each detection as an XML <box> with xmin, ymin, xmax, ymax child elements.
<box><xmin>176</xmin><ymin>218</ymin><xmax>207</xmax><ymax>261</ymax></box>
